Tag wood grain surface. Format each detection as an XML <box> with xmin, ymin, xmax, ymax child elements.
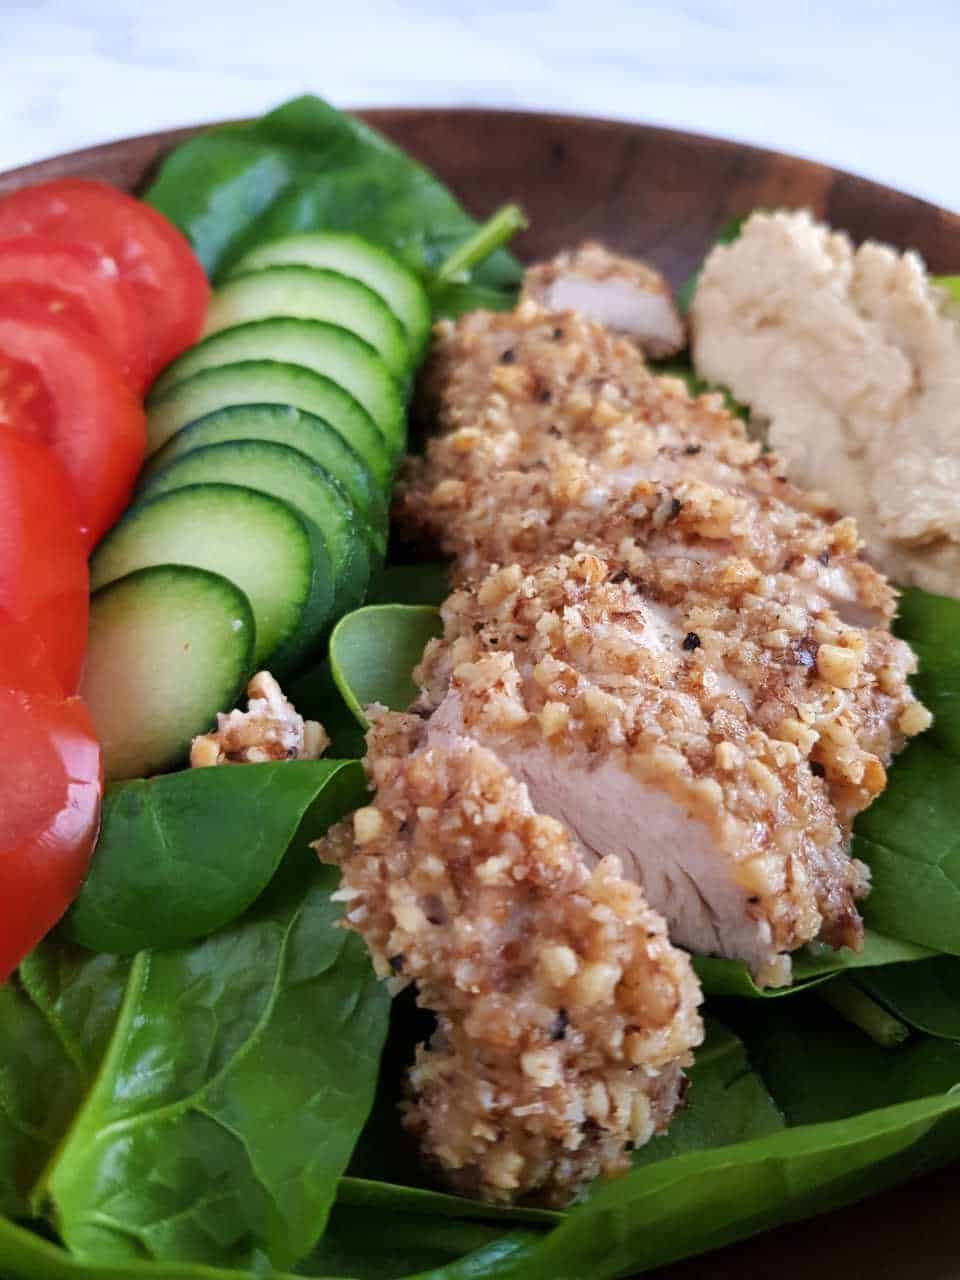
<box><xmin>1</xmin><ymin>108</ymin><xmax>957</xmax><ymax>1279</ymax></box>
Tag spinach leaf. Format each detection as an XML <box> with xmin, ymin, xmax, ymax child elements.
<box><xmin>695</xmin><ymin>930</ymin><xmax>932</xmax><ymax>998</ymax></box>
<box><xmin>675</xmin><ymin>214</ymin><xmax>746</xmax><ymax>313</ymax></box>
<box><xmin>894</xmin><ymin>587</ymin><xmax>960</xmax><ymax>758</ymax></box>
<box><xmin>936</xmin><ymin>274</ymin><xmax>960</xmax><ymax>303</ymax></box>
<box><xmin>0</xmin><ymin>947</ymin><xmax>128</xmax><ymax>1218</ymax></box>
<box><xmin>144</xmin><ymin>95</ymin><xmax>522</xmax><ymax>307</ymax></box>
<box><xmin>730</xmin><ymin>994</ymin><xmax>960</xmax><ymax>1125</ymax></box>
<box><xmin>330</xmin><ymin>605</ymin><xmax>443</xmax><ymax>727</ymax></box>
<box><xmin>64</xmin><ymin>759</ymin><xmax>366</xmax><ymax>954</ymax></box>
<box><xmin>498</xmin><ymin>1095</ymin><xmax>960</xmax><ymax>1280</ymax></box>
<box><xmin>854</xmin><ymin>738</ymin><xmax>960</xmax><ymax>956</ymax></box>
<box><xmin>301</xmin><ymin>1205</ymin><xmax>515</xmax><ymax>1280</ymax></box>
<box><xmin>45</xmin><ymin>862</ymin><xmax>390</xmax><ymax>1272</ymax></box>
<box><xmin>404</xmin><ymin>1235</ymin><xmax>542</xmax><ymax>1280</ymax></box>
<box><xmin>366</xmin><ymin>562</ymin><xmax>451</xmax><ymax>608</ymax></box>
<box><xmin>0</xmin><ymin>1215</ymin><xmax>314</xmax><ymax>1280</ymax></box>
<box><xmin>856</xmin><ymin>956</ymin><xmax>960</xmax><ymax>1041</ymax></box>
<box><xmin>630</xmin><ymin>1020</ymin><xmax>783</xmax><ymax>1165</ymax></box>
<box><xmin>337</xmin><ymin>1179</ymin><xmax>557</xmax><ymax>1229</ymax></box>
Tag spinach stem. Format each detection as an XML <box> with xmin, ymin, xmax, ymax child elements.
<box><xmin>818</xmin><ymin>977</ymin><xmax>910</xmax><ymax>1047</ymax></box>
<box><xmin>434</xmin><ymin>203</ymin><xmax>528</xmax><ymax>286</ymax></box>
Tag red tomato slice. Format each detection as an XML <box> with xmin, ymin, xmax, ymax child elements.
<box><xmin>0</xmin><ymin>615</ymin><xmax>68</xmax><ymax>697</ymax></box>
<box><xmin>0</xmin><ymin>434</ymin><xmax>90</xmax><ymax>692</ymax></box>
<box><xmin>0</xmin><ymin>235</ymin><xmax>150</xmax><ymax>392</ymax></box>
<box><xmin>0</xmin><ymin>684</ymin><xmax>102</xmax><ymax>982</ymax></box>
<box><xmin>0</xmin><ymin>179</ymin><xmax>209</xmax><ymax>380</ymax></box>
<box><xmin>0</xmin><ymin>301</ymin><xmax>145</xmax><ymax>546</ymax></box>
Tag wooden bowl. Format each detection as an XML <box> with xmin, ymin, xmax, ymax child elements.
<box><xmin>2</xmin><ymin>109</ymin><xmax>957</xmax><ymax>1279</ymax></box>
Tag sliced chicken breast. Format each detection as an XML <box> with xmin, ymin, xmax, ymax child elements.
<box><xmin>522</xmin><ymin>241</ymin><xmax>686</xmax><ymax>358</ymax></box>
<box><xmin>414</xmin><ymin>552</ymin><xmax>897</xmax><ymax>983</ymax></box>
<box><xmin>318</xmin><ymin>708</ymin><xmax>703</xmax><ymax>1205</ymax></box>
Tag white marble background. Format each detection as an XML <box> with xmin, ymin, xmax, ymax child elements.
<box><xmin>2</xmin><ymin>0</ymin><xmax>957</xmax><ymax>214</ymax></box>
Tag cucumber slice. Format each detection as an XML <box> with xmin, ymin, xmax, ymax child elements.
<box><xmin>141</xmin><ymin>440</ymin><xmax>371</xmax><ymax>614</ymax></box>
<box><xmin>91</xmin><ymin>484</ymin><xmax>315</xmax><ymax>670</ymax></box>
<box><xmin>141</xmin><ymin>404</ymin><xmax>387</xmax><ymax>551</ymax></box>
<box><xmin>145</xmin><ymin>360</ymin><xmax>390</xmax><ymax>489</ymax></box>
<box><xmin>231</xmin><ymin>233</ymin><xmax>431</xmax><ymax>358</ymax></box>
<box><xmin>81</xmin><ymin>565</ymin><xmax>255</xmax><ymax>781</ymax></box>
<box><xmin>204</xmin><ymin>267</ymin><xmax>410</xmax><ymax>381</ymax></box>
<box><xmin>151</xmin><ymin>319</ymin><xmax>405</xmax><ymax>456</ymax></box>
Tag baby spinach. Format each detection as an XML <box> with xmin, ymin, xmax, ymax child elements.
<box><xmin>695</xmin><ymin>931</ymin><xmax>932</xmax><ymax>998</ymax></box>
<box><xmin>731</xmin><ymin>993</ymin><xmax>960</xmax><ymax>1126</ymax></box>
<box><xmin>144</xmin><ymin>95</ymin><xmax>522</xmax><ymax>310</ymax></box>
<box><xmin>0</xmin><ymin>946</ymin><xmax>128</xmax><ymax>1218</ymax></box>
<box><xmin>65</xmin><ymin>759</ymin><xmax>365</xmax><ymax>955</ymax></box>
<box><xmin>855</xmin><ymin>738</ymin><xmax>960</xmax><ymax>956</ymax></box>
<box><xmin>631</xmin><ymin>1020</ymin><xmax>783</xmax><ymax>1164</ymax></box>
<box><xmin>0</xmin><ymin>1215</ymin><xmax>317</xmax><ymax>1280</ymax></box>
<box><xmin>330</xmin><ymin>605</ymin><xmax>443</xmax><ymax>727</ymax></box>
<box><xmin>855</xmin><ymin>956</ymin><xmax>960</xmax><ymax>1041</ymax></box>
<box><xmin>497</xmin><ymin>1096</ymin><xmax>960</xmax><ymax>1280</ymax></box>
<box><xmin>45</xmin><ymin>861</ymin><xmax>389</xmax><ymax>1272</ymax></box>
<box><xmin>894</xmin><ymin>587</ymin><xmax>960</xmax><ymax>758</ymax></box>
<box><xmin>302</xmin><ymin>1205</ymin><xmax>516</xmax><ymax>1280</ymax></box>
<box><xmin>367</xmin><ymin>562</ymin><xmax>451</xmax><ymax>608</ymax></box>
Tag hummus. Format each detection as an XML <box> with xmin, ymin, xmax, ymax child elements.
<box><xmin>690</xmin><ymin>209</ymin><xmax>960</xmax><ymax>598</ymax></box>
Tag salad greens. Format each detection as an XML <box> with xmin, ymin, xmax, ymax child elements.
<box><xmin>0</xmin><ymin>946</ymin><xmax>130</xmax><ymax>1219</ymax></box>
<box><xmin>64</xmin><ymin>759</ymin><xmax>366</xmax><ymax>954</ymax></box>
<box><xmin>856</xmin><ymin>957</ymin><xmax>960</xmax><ymax>1041</ymax></box>
<box><xmin>330</xmin><ymin>605</ymin><xmax>443</xmax><ymax>727</ymax></box>
<box><xmin>144</xmin><ymin>95</ymin><xmax>522</xmax><ymax>314</ymax></box>
<box><xmin>3</xmin><ymin>104</ymin><xmax>959</xmax><ymax>1280</ymax></box>
<box><xmin>854</xmin><ymin>738</ymin><xmax>960</xmax><ymax>955</ymax></box>
<box><xmin>894</xmin><ymin>587</ymin><xmax>960</xmax><ymax>758</ymax></box>
<box><xmin>45</xmin><ymin>860</ymin><xmax>387</xmax><ymax>1271</ymax></box>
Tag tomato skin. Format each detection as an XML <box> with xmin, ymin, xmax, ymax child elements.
<box><xmin>0</xmin><ymin>685</ymin><xmax>102</xmax><ymax>982</ymax></box>
<box><xmin>0</xmin><ymin>616</ymin><xmax>68</xmax><ymax>697</ymax></box>
<box><xmin>0</xmin><ymin>179</ymin><xmax>209</xmax><ymax>379</ymax></box>
<box><xmin>0</xmin><ymin>235</ymin><xmax>150</xmax><ymax>392</ymax></box>
<box><xmin>0</xmin><ymin>302</ymin><xmax>145</xmax><ymax>546</ymax></box>
<box><xmin>0</xmin><ymin>435</ymin><xmax>89</xmax><ymax>692</ymax></box>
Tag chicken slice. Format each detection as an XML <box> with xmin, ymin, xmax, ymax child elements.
<box><xmin>318</xmin><ymin>708</ymin><xmax>702</xmax><ymax>1205</ymax></box>
<box><xmin>414</xmin><ymin>551</ymin><xmax>906</xmax><ymax>983</ymax></box>
<box><xmin>402</xmin><ymin>301</ymin><xmax>896</xmax><ymax>632</ymax></box>
<box><xmin>190</xmin><ymin>670</ymin><xmax>328</xmax><ymax>766</ymax></box>
<box><xmin>521</xmin><ymin>241</ymin><xmax>686</xmax><ymax>358</ymax></box>
<box><xmin>401</xmin><ymin>302</ymin><xmax>923</xmax><ymax>829</ymax></box>
<box><xmin>690</xmin><ymin>209</ymin><xmax>960</xmax><ymax>598</ymax></box>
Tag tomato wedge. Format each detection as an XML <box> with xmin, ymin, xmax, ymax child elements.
<box><xmin>0</xmin><ymin>235</ymin><xmax>150</xmax><ymax>392</ymax></box>
<box><xmin>0</xmin><ymin>681</ymin><xmax>102</xmax><ymax>983</ymax></box>
<box><xmin>0</xmin><ymin>178</ymin><xmax>209</xmax><ymax>380</ymax></box>
<box><xmin>0</xmin><ymin>434</ymin><xmax>89</xmax><ymax>692</ymax></box>
<box><xmin>0</xmin><ymin>301</ymin><xmax>145</xmax><ymax>545</ymax></box>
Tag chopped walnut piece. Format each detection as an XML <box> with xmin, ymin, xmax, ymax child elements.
<box><xmin>190</xmin><ymin>671</ymin><xmax>329</xmax><ymax>767</ymax></box>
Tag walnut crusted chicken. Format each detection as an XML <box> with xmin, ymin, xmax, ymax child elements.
<box><xmin>412</xmin><ymin>552</ymin><xmax>928</xmax><ymax>984</ymax></box>
<box><xmin>318</xmin><ymin>709</ymin><xmax>702</xmax><ymax>1205</ymax></box>
<box><xmin>521</xmin><ymin>241</ymin><xmax>685</xmax><ymax>358</ymax></box>
<box><xmin>321</xmin><ymin>256</ymin><xmax>929</xmax><ymax>1205</ymax></box>
<box><xmin>401</xmin><ymin>299</ymin><xmax>897</xmax><ymax>631</ymax></box>
<box><xmin>398</xmin><ymin>288</ymin><xmax>929</xmax><ymax>972</ymax></box>
<box><xmin>190</xmin><ymin>670</ymin><xmax>328</xmax><ymax>766</ymax></box>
